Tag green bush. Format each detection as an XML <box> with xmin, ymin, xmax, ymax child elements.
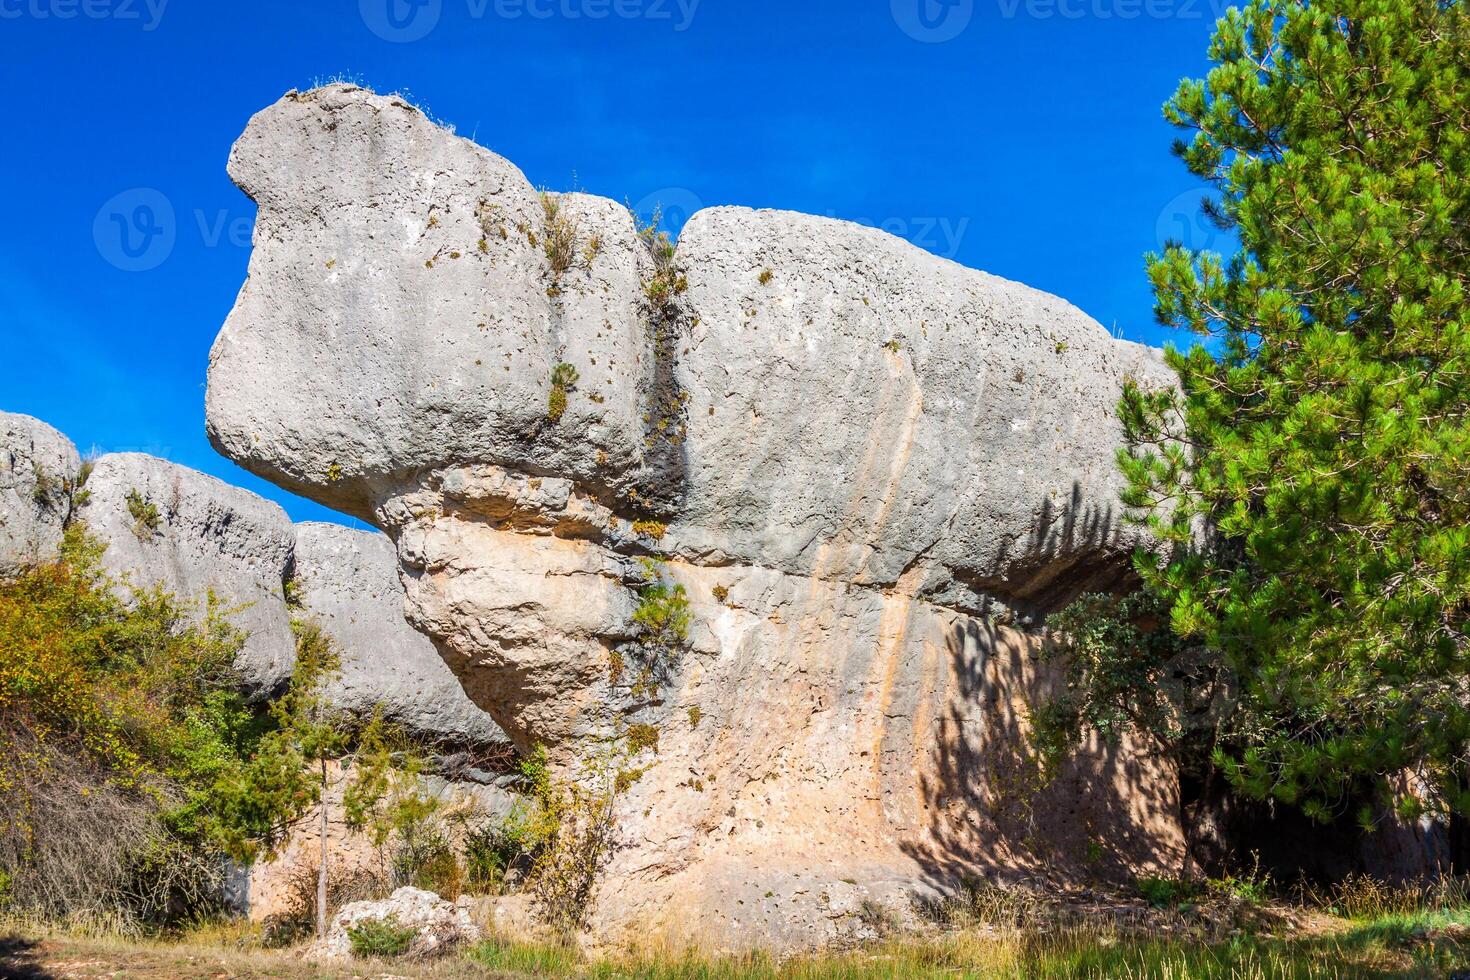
<box><xmin>631</xmin><ymin>560</ymin><xmax>690</xmax><ymax>662</ymax></box>
<box><xmin>124</xmin><ymin>489</ymin><xmax>161</xmax><ymax>539</ymax></box>
<box><xmin>347</xmin><ymin>915</ymin><xmax>417</xmax><ymax>958</ymax></box>
<box><xmin>463</xmin><ymin>808</ymin><xmax>544</xmax><ymax>892</ymax></box>
<box><xmin>0</xmin><ymin>528</ymin><xmax>259</xmax><ymax>929</ymax></box>
<box><xmin>1137</xmin><ymin>876</ymin><xmax>1199</xmax><ymax>910</ymax></box>
<box><xmin>547</xmin><ymin>362</ymin><xmax>579</xmax><ymax>422</ymax></box>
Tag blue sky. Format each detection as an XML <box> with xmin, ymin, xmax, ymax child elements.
<box><xmin>0</xmin><ymin>0</ymin><xmax>1232</xmax><ymax>525</ymax></box>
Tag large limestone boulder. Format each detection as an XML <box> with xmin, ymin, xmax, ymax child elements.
<box><xmin>207</xmin><ymin>84</ymin><xmax>657</xmax><ymax>523</ymax></box>
<box><xmin>78</xmin><ymin>453</ymin><xmax>298</xmax><ymax>695</ymax></box>
<box><xmin>292</xmin><ymin>521</ymin><xmax>506</xmax><ymax>749</ymax></box>
<box><xmin>207</xmin><ymin>85</ymin><xmax>1185</xmax><ymax>949</ymax></box>
<box><xmin>0</xmin><ymin>412</ymin><xmax>81</xmax><ymax>574</ymax></box>
<box><xmin>317</xmin><ymin>886</ymin><xmax>481</xmax><ymax>959</ymax></box>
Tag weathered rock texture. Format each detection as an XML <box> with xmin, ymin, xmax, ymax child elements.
<box><xmin>70</xmin><ymin>451</ymin><xmax>505</xmax><ymax>747</ymax></box>
<box><xmin>293</xmin><ymin>521</ymin><xmax>506</xmax><ymax>748</ymax></box>
<box><xmin>316</xmin><ymin>886</ymin><xmax>481</xmax><ymax>959</ymax></box>
<box><xmin>0</xmin><ymin>412</ymin><xmax>81</xmax><ymax>575</ymax></box>
<box><xmin>79</xmin><ymin>453</ymin><xmax>298</xmax><ymax>695</ymax></box>
<box><xmin>208</xmin><ymin>84</ymin><xmax>1186</xmax><ymax>949</ymax></box>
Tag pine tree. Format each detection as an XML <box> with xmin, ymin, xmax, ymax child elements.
<box><xmin>1117</xmin><ymin>0</ymin><xmax>1470</xmax><ymax>827</ymax></box>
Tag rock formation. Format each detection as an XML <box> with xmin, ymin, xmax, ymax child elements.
<box><xmin>317</xmin><ymin>886</ymin><xmax>481</xmax><ymax>959</ymax></box>
<box><xmin>0</xmin><ymin>411</ymin><xmax>81</xmax><ymax>575</ymax></box>
<box><xmin>206</xmin><ymin>84</ymin><xmax>1187</xmax><ymax>948</ymax></box>
<box><xmin>0</xmin><ymin>416</ymin><xmax>506</xmax><ymax>752</ymax></box>
<box><xmin>293</xmin><ymin>521</ymin><xmax>506</xmax><ymax>748</ymax></box>
<box><xmin>80</xmin><ymin>453</ymin><xmax>299</xmax><ymax>695</ymax></box>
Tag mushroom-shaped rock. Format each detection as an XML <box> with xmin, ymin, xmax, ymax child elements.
<box><xmin>206</xmin><ymin>85</ymin><xmax>1186</xmax><ymax>950</ymax></box>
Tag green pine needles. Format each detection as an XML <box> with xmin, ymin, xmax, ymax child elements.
<box><xmin>1052</xmin><ymin>0</ymin><xmax>1470</xmax><ymax>828</ymax></box>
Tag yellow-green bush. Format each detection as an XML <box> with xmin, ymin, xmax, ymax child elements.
<box><xmin>0</xmin><ymin>528</ymin><xmax>259</xmax><ymax>928</ymax></box>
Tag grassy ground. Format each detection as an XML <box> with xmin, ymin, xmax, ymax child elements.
<box><xmin>3</xmin><ymin>910</ymin><xmax>1469</xmax><ymax>980</ymax></box>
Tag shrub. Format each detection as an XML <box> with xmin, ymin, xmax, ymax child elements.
<box><xmin>547</xmin><ymin>362</ymin><xmax>579</xmax><ymax>423</ymax></box>
<box><xmin>917</xmin><ymin>877</ymin><xmax>1051</xmax><ymax>929</ymax></box>
<box><xmin>347</xmin><ymin>915</ymin><xmax>417</xmax><ymax>958</ymax></box>
<box><xmin>30</xmin><ymin>465</ymin><xmax>57</xmax><ymax>508</ymax></box>
<box><xmin>124</xmin><ymin>488</ymin><xmax>161</xmax><ymax>539</ymax></box>
<box><xmin>631</xmin><ymin>559</ymin><xmax>691</xmax><ymax>665</ymax></box>
<box><xmin>463</xmin><ymin>807</ymin><xmax>544</xmax><ymax>893</ymax></box>
<box><xmin>1137</xmin><ymin>876</ymin><xmax>1199</xmax><ymax>910</ymax></box>
<box><xmin>631</xmin><ymin>519</ymin><xmax>667</xmax><ymax>541</ymax></box>
<box><xmin>636</xmin><ymin>208</ymin><xmax>683</xmax><ymax>315</ymax></box>
<box><xmin>539</xmin><ymin>191</ymin><xmax>579</xmax><ymax>277</ymax></box>
<box><xmin>625</xmin><ymin>723</ymin><xmax>659</xmax><ymax>755</ymax></box>
<box><xmin>0</xmin><ymin>528</ymin><xmax>257</xmax><ymax>929</ymax></box>
<box><xmin>262</xmin><ymin>862</ymin><xmax>387</xmax><ymax>948</ymax></box>
<box><xmin>526</xmin><ymin>771</ymin><xmax>618</xmax><ymax>936</ymax></box>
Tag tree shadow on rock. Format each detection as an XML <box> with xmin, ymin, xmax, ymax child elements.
<box><xmin>900</xmin><ymin>486</ymin><xmax>1183</xmax><ymax>900</ymax></box>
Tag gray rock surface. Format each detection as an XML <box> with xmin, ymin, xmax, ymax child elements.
<box><xmin>206</xmin><ymin>85</ymin><xmax>1187</xmax><ymax>950</ymax></box>
<box><xmin>0</xmin><ymin>412</ymin><xmax>81</xmax><ymax>574</ymax></box>
<box><xmin>670</xmin><ymin>207</ymin><xmax>1169</xmax><ymax>607</ymax></box>
<box><xmin>316</xmin><ymin>887</ymin><xmax>480</xmax><ymax>960</ymax></box>
<box><xmin>207</xmin><ymin>84</ymin><xmax>655</xmax><ymax>523</ymax></box>
<box><xmin>292</xmin><ymin>521</ymin><xmax>505</xmax><ymax>748</ymax></box>
<box><xmin>78</xmin><ymin>453</ymin><xmax>298</xmax><ymax>695</ymax></box>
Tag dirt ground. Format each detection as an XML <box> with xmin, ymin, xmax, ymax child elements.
<box><xmin>0</xmin><ymin>935</ymin><xmax>496</xmax><ymax>980</ymax></box>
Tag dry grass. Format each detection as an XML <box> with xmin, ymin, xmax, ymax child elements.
<box><xmin>6</xmin><ymin>907</ymin><xmax>1470</xmax><ymax>979</ymax></box>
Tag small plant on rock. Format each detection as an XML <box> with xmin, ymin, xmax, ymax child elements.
<box><xmin>539</xmin><ymin>191</ymin><xmax>579</xmax><ymax>277</ymax></box>
<box><xmin>31</xmin><ymin>465</ymin><xmax>57</xmax><ymax>508</ymax></box>
<box><xmin>124</xmin><ymin>488</ymin><xmax>161</xmax><ymax>539</ymax></box>
<box><xmin>631</xmin><ymin>558</ymin><xmax>691</xmax><ymax>681</ymax></box>
<box><xmin>547</xmin><ymin>362</ymin><xmax>579</xmax><ymax>423</ymax></box>
<box><xmin>631</xmin><ymin>519</ymin><xmax>667</xmax><ymax>541</ymax></box>
<box><xmin>625</xmin><ymin>722</ymin><xmax>659</xmax><ymax>755</ymax></box>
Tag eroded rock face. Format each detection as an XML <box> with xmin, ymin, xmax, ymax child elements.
<box><xmin>317</xmin><ymin>886</ymin><xmax>481</xmax><ymax>959</ymax></box>
<box><xmin>208</xmin><ymin>84</ymin><xmax>1185</xmax><ymax>949</ymax></box>
<box><xmin>293</xmin><ymin>521</ymin><xmax>506</xmax><ymax>749</ymax></box>
<box><xmin>0</xmin><ymin>412</ymin><xmax>81</xmax><ymax>575</ymax></box>
<box><xmin>79</xmin><ymin>453</ymin><xmax>298</xmax><ymax>694</ymax></box>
